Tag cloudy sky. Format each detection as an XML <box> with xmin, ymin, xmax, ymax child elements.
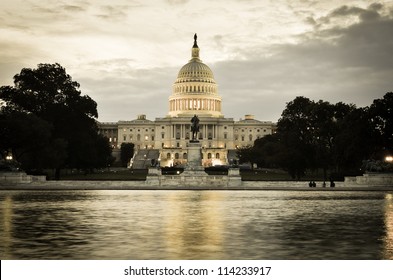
<box><xmin>1</xmin><ymin>0</ymin><xmax>392</xmax><ymax>122</ymax></box>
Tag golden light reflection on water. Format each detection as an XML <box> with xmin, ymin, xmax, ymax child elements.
<box><xmin>383</xmin><ymin>193</ymin><xmax>393</xmax><ymax>259</ymax></box>
<box><xmin>164</xmin><ymin>191</ymin><xmax>225</xmax><ymax>259</ymax></box>
<box><xmin>1</xmin><ymin>190</ymin><xmax>393</xmax><ymax>259</ymax></box>
<box><xmin>0</xmin><ymin>195</ymin><xmax>13</xmax><ymax>259</ymax></box>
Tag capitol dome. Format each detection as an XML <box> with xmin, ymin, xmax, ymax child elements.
<box><xmin>168</xmin><ymin>34</ymin><xmax>222</xmax><ymax>118</ymax></box>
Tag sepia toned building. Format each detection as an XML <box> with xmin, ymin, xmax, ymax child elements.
<box><xmin>98</xmin><ymin>35</ymin><xmax>275</xmax><ymax>167</ymax></box>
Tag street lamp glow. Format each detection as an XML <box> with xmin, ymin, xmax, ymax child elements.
<box><xmin>385</xmin><ymin>156</ymin><xmax>393</xmax><ymax>162</ymax></box>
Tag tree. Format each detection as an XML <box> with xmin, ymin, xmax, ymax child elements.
<box><xmin>277</xmin><ymin>96</ymin><xmax>315</xmax><ymax>179</ymax></box>
<box><xmin>0</xmin><ymin>63</ymin><xmax>112</xmax><ymax>178</ymax></box>
<box><xmin>369</xmin><ymin>92</ymin><xmax>393</xmax><ymax>159</ymax></box>
<box><xmin>0</xmin><ymin>111</ymin><xmax>55</xmax><ymax>172</ymax></box>
<box><xmin>120</xmin><ymin>143</ymin><xmax>134</xmax><ymax>167</ymax></box>
<box><xmin>334</xmin><ymin>107</ymin><xmax>375</xmax><ymax>174</ymax></box>
<box><xmin>253</xmin><ymin>134</ymin><xmax>285</xmax><ymax>169</ymax></box>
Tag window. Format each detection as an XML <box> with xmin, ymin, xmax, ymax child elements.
<box><xmin>208</xmin><ymin>153</ymin><xmax>212</xmax><ymax>159</ymax></box>
<box><xmin>151</xmin><ymin>136</ymin><xmax>155</xmax><ymax>141</ymax></box>
<box><xmin>166</xmin><ymin>153</ymin><xmax>171</xmax><ymax>159</ymax></box>
<box><xmin>241</xmin><ymin>136</ymin><xmax>245</xmax><ymax>141</ymax></box>
<box><xmin>161</xmin><ymin>133</ymin><xmax>165</xmax><ymax>139</ymax></box>
<box><xmin>175</xmin><ymin>153</ymin><xmax>179</xmax><ymax>159</ymax></box>
<box><xmin>224</xmin><ymin>133</ymin><xmax>227</xmax><ymax>139</ymax></box>
<box><xmin>137</xmin><ymin>134</ymin><xmax>141</xmax><ymax>141</ymax></box>
<box><xmin>145</xmin><ymin>135</ymin><xmax>149</xmax><ymax>141</ymax></box>
<box><xmin>123</xmin><ymin>135</ymin><xmax>126</xmax><ymax>141</ymax></box>
<box><xmin>249</xmin><ymin>134</ymin><xmax>253</xmax><ymax>141</ymax></box>
<box><xmin>216</xmin><ymin>153</ymin><xmax>220</xmax><ymax>159</ymax></box>
<box><xmin>183</xmin><ymin>153</ymin><xmax>187</xmax><ymax>159</ymax></box>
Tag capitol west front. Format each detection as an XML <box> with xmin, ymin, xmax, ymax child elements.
<box><xmin>99</xmin><ymin>35</ymin><xmax>275</xmax><ymax>168</ymax></box>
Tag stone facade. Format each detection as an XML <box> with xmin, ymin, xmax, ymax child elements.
<box><xmin>98</xmin><ymin>35</ymin><xmax>276</xmax><ymax>167</ymax></box>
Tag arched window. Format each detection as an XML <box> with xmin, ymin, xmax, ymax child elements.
<box><xmin>249</xmin><ymin>134</ymin><xmax>253</xmax><ymax>141</ymax></box>
<box><xmin>175</xmin><ymin>153</ymin><xmax>179</xmax><ymax>159</ymax></box>
<box><xmin>216</xmin><ymin>153</ymin><xmax>220</xmax><ymax>159</ymax></box>
<box><xmin>208</xmin><ymin>153</ymin><xmax>212</xmax><ymax>159</ymax></box>
<box><xmin>137</xmin><ymin>134</ymin><xmax>141</xmax><ymax>141</ymax></box>
<box><xmin>166</xmin><ymin>153</ymin><xmax>171</xmax><ymax>159</ymax></box>
<box><xmin>183</xmin><ymin>153</ymin><xmax>187</xmax><ymax>159</ymax></box>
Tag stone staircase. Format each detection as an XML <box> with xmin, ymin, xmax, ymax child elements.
<box><xmin>131</xmin><ymin>149</ymin><xmax>160</xmax><ymax>169</ymax></box>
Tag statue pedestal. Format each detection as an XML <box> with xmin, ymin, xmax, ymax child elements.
<box><xmin>186</xmin><ymin>141</ymin><xmax>204</xmax><ymax>171</ymax></box>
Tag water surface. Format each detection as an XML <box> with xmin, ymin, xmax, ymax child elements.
<box><xmin>0</xmin><ymin>190</ymin><xmax>392</xmax><ymax>259</ymax></box>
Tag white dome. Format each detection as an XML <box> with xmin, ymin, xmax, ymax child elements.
<box><xmin>168</xmin><ymin>34</ymin><xmax>222</xmax><ymax>118</ymax></box>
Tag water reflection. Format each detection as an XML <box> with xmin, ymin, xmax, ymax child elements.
<box><xmin>0</xmin><ymin>190</ymin><xmax>392</xmax><ymax>260</ymax></box>
<box><xmin>383</xmin><ymin>193</ymin><xmax>393</xmax><ymax>259</ymax></box>
<box><xmin>164</xmin><ymin>192</ymin><xmax>225</xmax><ymax>259</ymax></box>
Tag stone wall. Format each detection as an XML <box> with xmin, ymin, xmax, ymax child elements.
<box><xmin>345</xmin><ymin>173</ymin><xmax>393</xmax><ymax>186</ymax></box>
<box><xmin>0</xmin><ymin>172</ymin><xmax>46</xmax><ymax>184</ymax></box>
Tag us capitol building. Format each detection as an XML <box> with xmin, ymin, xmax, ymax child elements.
<box><xmin>98</xmin><ymin>35</ymin><xmax>276</xmax><ymax>168</ymax></box>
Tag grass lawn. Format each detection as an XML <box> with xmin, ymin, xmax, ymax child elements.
<box><xmin>51</xmin><ymin>168</ymin><xmax>328</xmax><ymax>181</ymax></box>
<box><xmin>55</xmin><ymin>169</ymin><xmax>148</xmax><ymax>181</ymax></box>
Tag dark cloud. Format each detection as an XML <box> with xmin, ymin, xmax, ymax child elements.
<box><xmin>212</xmin><ymin>3</ymin><xmax>393</xmax><ymax>121</ymax></box>
<box><xmin>62</xmin><ymin>5</ymin><xmax>87</xmax><ymax>13</ymax></box>
<box><xmin>77</xmin><ymin>59</ymin><xmax>177</xmax><ymax>121</ymax></box>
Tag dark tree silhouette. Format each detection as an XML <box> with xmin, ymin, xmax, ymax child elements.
<box><xmin>120</xmin><ymin>143</ymin><xmax>135</xmax><ymax>168</ymax></box>
<box><xmin>0</xmin><ymin>63</ymin><xmax>112</xmax><ymax>178</ymax></box>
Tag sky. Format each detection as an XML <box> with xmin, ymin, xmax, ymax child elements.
<box><xmin>1</xmin><ymin>0</ymin><xmax>393</xmax><ymax>122</ymax></box>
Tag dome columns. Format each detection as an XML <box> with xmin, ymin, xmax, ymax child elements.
<box><xmin>169</xmin><ymin>96</ymin><xmax>222</xmax><ymax>117</ymax></box>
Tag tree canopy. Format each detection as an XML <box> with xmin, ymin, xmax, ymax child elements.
<box><xmin>0</xmin><ymin>63</ymin><xmax>113</xmax><ymax>178</ymax></box>
<box><xmin>238</xmin><ymin>93</ymin><xmax>392</xmax><ymax>179</ymax></box>
<box><xmin>120</xmin><ymin>143</ymin><xmax>135</xmax><ymax>168</ymax></box>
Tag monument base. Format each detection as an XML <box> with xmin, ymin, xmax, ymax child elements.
<box><xmin>145</xmin><ymin>140</ymin><xmax>242</xmax><ymax>188</ymax></box>
<box><xmin>186</xmin><ymin>141</ymin><xmax>204</xmax><ymax>171</ymax></box>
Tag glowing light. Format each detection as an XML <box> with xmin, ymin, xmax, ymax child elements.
<box><xmin>386</xmin><ymin>156</ymin><xmax>393</xmax><ymax>162</ymax></box>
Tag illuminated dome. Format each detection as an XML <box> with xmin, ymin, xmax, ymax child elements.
<box><xmin>168</xmin><ymin>34</ymin><xmax>222</xmax><ymax>118</ymax></box>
